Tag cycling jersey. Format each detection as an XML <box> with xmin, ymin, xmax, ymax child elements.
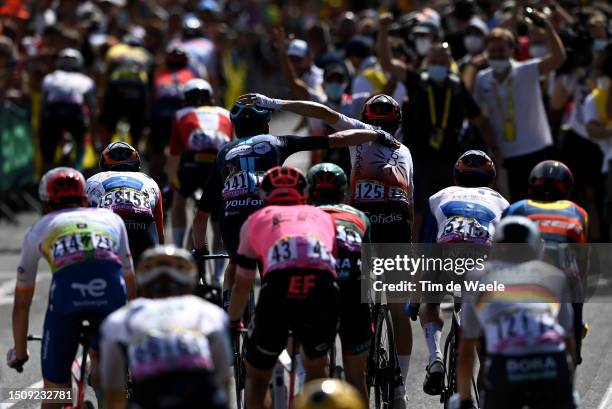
<box><xmin>319</xmin><ymin>203</ymin><xmax>372</xmax><ymax>354</ymax></box>
<box><xmin>170</xmin><ymin>106</ymin><xmax>233</xmax><ymax>198</ymax></box>
<box><xmin>86</xmin><ymin>171</ymin><xmax>164</xmax><ymax>258</ymax></box>
<box><xmin>106</xmin><ymin>43</ymin><xmax>152</xmax><ymax>85</ymax></box>
<box><xmin>17</xmin><ymin>207</ymin><xmax>132</xmax><ymax>383</ymax></box>
<box><xmin>424</xmin><ymin>186</ymin><xmax>509</xmax><ymax>244</ymax></box>
<box><xmin>42</xmin><ymin>70</ymin><xmax>95</xmax><ymax>110</ymax></box>
<box><xmin>100</xmin><ymin>295</ymin><xmax>231</xmax><ymax>409</ymax></box>
<box><xmin>197</xmin><ymin>134</ymin><xmax>331</xmax><ymax>257</ymax></box>
<box><xmin>171</xmin><ymin>38</ymin><xmax>215</xmax><ymax>79</ymax></box>
<box><xmin>329</xmin><ymin>114</ymin><xmax>414</xmax><ymax>242</ymax></box>
<box><xmin>237</xmin><ymin>204</ymin><xmax>337</xmax><ymax>277</ymax></box>
<box><xmin>154</xmin><ymin>68</ymin><xmax>198</xmax><ymax>103</ymax></box>
<box><xmin>503</xmin><ymin>199</ymin><xmax>588</xmax><ymax>244</ymax></box>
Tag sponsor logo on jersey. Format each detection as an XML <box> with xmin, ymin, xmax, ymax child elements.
<box><xmin>224</xmin><ymin>197</ymin><xmax>264</xmax><ymax>209</ymax></box>
<box><xmin>102</xmin><ymin>176</ymin><xmax>144</xmax><ymax>191</ymax></box>
<box><xmin>368</xmin><ymin>212</ymin><xmax>403</xmax><ymax>224</ymax></box>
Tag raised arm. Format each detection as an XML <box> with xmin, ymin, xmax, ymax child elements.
<box><xmin>536</xmin><ymin>11</ymin><xmax>567</xmax><ymax>76</ymax></box>
<box><xmin>328</xmin><ymin>129</ymin><xmax>399</xmax><ymax>148</ymax></box>
<box><xmin>271</xmin><ymin>27</ymin><xmax>312</xmax><ymax>101</ymax></box>
<box><xmin>238</xmin><ymin>93</ymin><xmax>341</xmax><ymax>125</ymax></box>
<box><xmin>377</xmin><ymin>13</ymin><xmax>408</xmax><ymax>82</ymax></box>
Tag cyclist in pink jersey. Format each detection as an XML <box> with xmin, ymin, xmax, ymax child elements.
<box><xmin>228</xmin><ymin>166</ymin><xmax>340</xmax><ymax>409</ymax></box>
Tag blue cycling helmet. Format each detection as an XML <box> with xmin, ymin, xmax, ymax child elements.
<box><xmin>230</xmin><ymin>102</ymin><xmax>272</xmax><ymax>126</ymax></box>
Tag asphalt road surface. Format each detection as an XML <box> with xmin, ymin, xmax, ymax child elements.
<box><xmin>2</xmin><ymin>113</ymin><xmax>612</xmax><ymax>408</ymax></box>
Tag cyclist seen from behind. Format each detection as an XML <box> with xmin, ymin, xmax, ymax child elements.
<box><xmin>39</xmin><ymin>49</ymin><xmax>95</xmax><ymax>172</ymax></box>
<box><xmin>8</xmin><ymin>168</ymin><xmax>136</xmax><ymax>405</ymax></box>
<box><xmin>503</xmin><ymin>160</ymin><xmax>589</xmax><ymax>364</ymax></box>
<box><xmin>86</xmin><ymin>142</ymin><xmax>164</xmax><ymax>262</ymax></box>
<box><xmin>229</xmin><ymin>166</ymin><xmax>340</xmax><ymax>409</ymax></box>
<box><xmin>418</xmin><ymin>150</ymin><xmax>508</xmax><ymax>396</ymax></box>
<box><xmin>243</xmin><ymin>92</ymin><xmax>414</xmax><ymax>406</ymax></box>
<box><xmin>100</xmin><ymin>245</ymin><xmax>231</xmax><ymax>409</ymax></box>
<box><xmin>192</xmin><ymin>100</ymin><xmax>398</xmax><ymax>309</ymax></box>
<box><xmin>307</xmin><ymin>163</ymin><xmax>371</xmax><ymax>404</ymax></box>
<box><xmin>168</xmin><ymin>78</ymin><xmax>232</xmax><ymax>251</ymax></box>
<box><xmin>456</xmin><ymin>216</ymin><xmax>577</xmax><ymax>409</ymax></box>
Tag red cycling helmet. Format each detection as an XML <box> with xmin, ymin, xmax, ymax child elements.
<box><xmin>39</xmin><ymin>167</ymin><xmax>87</xmax><ymax>209</ymax></box>
<box><xmin>260</xmin><ymin>166</ymin><xmax>308</xmax><ymax>205</ymax></box>
<box><xmin>361</xmin><ymin>94</ymin><xmax>402</xmax><ymax>134</ymax></box>
<box><xmin>100</xmin><ymin>142</ymin><xmax>141</xmax><ymax>172</ymax></box>
<box><xmin>454</xmin><ymin>150</ymin><xmax>496</xmax><ymax>187</ymax></box>
<box><xmin>528</xmin><ymin>160</ymin><xmax>574</xmax><ymax>201</ymax></box>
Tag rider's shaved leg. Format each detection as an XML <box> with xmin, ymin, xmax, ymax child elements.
<box><xmin>301</xmin><ymin>353</ymin><xmax>328</xmax><ymax>381</ymax></box>
<box><xmin>42</xmin><ymin>380</ymin><xmax>70</xmax><ymax>409</ymax></box>
<box><xmin>245</xmin><ymin>363</ymin><xmax>274</xmax><ymax>409</ymax></box>
<box><xmin>343</xmin><ymin>352</ymin><xmax>368</xmax><ymax>404</ymax></box>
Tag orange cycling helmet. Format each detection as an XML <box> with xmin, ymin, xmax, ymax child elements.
<box><xmin>39</xmin><ymin>167</ymin><xmax>87</xmax><ymax>208</ymax></box>
<box><xmin>100</xmin><ymin>141</ymin><xmax>141</xmax><ymax>171</ymax></box>
<box><xmin>454</xmin><ymin>150</ymin><xmax>496</xmax><ymax>187</ymax></box>
<box><xmin>361</xmin><ymin>94</ymin><xmax>401</xmax><ymax>134</ymax></box>
<box><xmin>260</xmin><ymin>166</ymin><xmax>308</xmax><ymax>205</ymax></box>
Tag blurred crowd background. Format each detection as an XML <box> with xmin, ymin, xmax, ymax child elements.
<box><xmin>0</xmin><ymin>0</ymin><xmax>611</xmax><ymax>241</ymax></box>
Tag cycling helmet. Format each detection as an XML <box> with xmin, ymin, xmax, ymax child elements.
<box><xmin>182</xmin><ymin>15</ymin><xmax>203</xmax><ymax>39</ymax></box>
<box><xmin>165</xmin><ymin>46</ymin><xmax>189</xmax><ymax>70</ymax></box>
<box><xmin>260</xmin><ymin>166</ymin><xmax>308</xmax><ymax>205</ymax></box>
<box><xmin>294</xmin><ymin>379</ymin><xmax>366</xmax><ymax>409</ymax></box>
<box><xmin>528</xmin><ymin>160</ymin><xmax>574</xmax><ymax>201</ymax></box>
<box><xmin>493</xmin><ymin>215</ymin><xmax>541</xmax><ymax>246</ymax></box>
<box><xmin>39</xmin><ymin>167</ymin><xmax>87</xmax><ymax>207</ymax></box>
<box><xmin>56</xmin><ymin>48</ymin><xmax>84</xmax><ymax>71</ymax></box>
<box><xmin>361</xmin><ymin>94</ymin><xmax>401</xmax><ymax>134</ymax></box>
<box><xmin>454</xmin><ymin>150</ymin><xmax>496</xmax><ymax>187</ymax></box>
<box><xmin>230</xmin><ymin>101</ymin><xmax>272</xmax><ymax>126</ymax></box>
<box><xmin>183</xmin><ymin>78</ymin><xmax>213</xmax><ymax>107</ymax></box>
<box><xmin>136</xmin><ymin>245</ymin><xmax>197</xmax><ymax>287</ymax></box>
<box><xmin>307</xmin><ymin>163</ymin><xmax>347</xmax><ymax>205</ymax></box>
<box><xmin>100</xmin><ymin>142</ymin><xmax>141</xmax><ymax>172</ymax></box>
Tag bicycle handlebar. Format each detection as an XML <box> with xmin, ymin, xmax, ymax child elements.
<box><xmin>27</xmin><ymin>335</ymin><xmax>42</xmax><ymax>341</ymax></box>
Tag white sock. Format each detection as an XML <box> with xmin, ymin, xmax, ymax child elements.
<box><xmin>394</xmin><ymin>354</ymin><xmax>411</xmax><ymax>397</ymax></box>
<box><xmin>423</xmin><ymin>322</ymin><xmax>443</xmax><ymax>365</ymax></box>
<box><xmin>172</xmin><ymin>228</ymin><xmax>185</xmax><ymax>247</ymax></box>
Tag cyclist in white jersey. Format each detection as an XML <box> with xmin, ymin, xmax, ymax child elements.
<box><xmin>456</xmin><ymin>216</ymin><xmax>576</xmax><ymax>409</ymax></box>
<box><xmin>418</xmin><ymin>150</ymin><xmax>508</xmax><ymax>396</ymax></box>
<box><xmin>100</xmin><ymin>245</ymin><xmax>231</xmax><ymax>409</ymax></box>
<box><xmin>86</xmin><ymin>142</ymin><xmax>164</xmax><ymax>261</ymax></box>
<box><xmin>7</xmin><ymin>167</ymin><xmax>135</xmax><ymax>403</ymax></box>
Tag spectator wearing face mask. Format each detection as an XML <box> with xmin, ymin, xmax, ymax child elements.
<box><xmin>378</xmin><ymin>14</ymin><xmax>495</xmax><ymax>238</ymax></box>
<box><xmin>473</xmin><ymin>17</ymin><xmax>566</xmax><ymax>203</ymax></box>
<box><xmin>459</xmin><ymin>16</ymin><xmax>490</xmax><ymax>92</ymax></box>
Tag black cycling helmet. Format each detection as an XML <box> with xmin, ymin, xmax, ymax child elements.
<box><xmin>183</xmin><ymin>79</ymin><xmax>213</xmax><ymax>107</ymax></box>
<box><xmin>361</xmin><ymin>94</ymin><xmax>401</xmax><ymax>134</ymax></box>
<box><xmin>56</xmin><ymin>48</ymin><xmax>84</xmax><ymax>71</ymax></box>
<box><xmin>307</xmin><ymin>163</ymin><xmax>347</xmax><ymax>205</ymax></box>
<box><xmin>230</xmin><ymin>101</ymin><xmax>272</xmax><ymax>127</ymax></box>
<box><xmin>165</xmin><ymin>46</ymin><xmax>189</xmax><ymax>70</ymax></box>
<box><xmin>100</xmin><ymin>141</ymin><xmax>141</xmax><ymax>172</ymax></box>
<box><xmin>454</xmin><ymin>150</ymin><xmax>496</xmax><ymax>187</ymax></box>
<box><xmin>528</xmin><ymin>160</ymin><xmax>573</xmax><ymax>202</ymax></box>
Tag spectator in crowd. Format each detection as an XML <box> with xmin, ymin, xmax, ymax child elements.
<box><xmin>473</xmin><ymin>16</ymin><xmax>566</xmax><ymax>202</ymax></box>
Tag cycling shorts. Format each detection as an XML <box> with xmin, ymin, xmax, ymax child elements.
<box><xmin>122</xmin><ymin>216</ymin><xmax>159</xmax><ymax>263</ymax></box>
<box><xmin>175</xmin><ymin>160</ymin><xmax>214</xmax><ymax>199</ymax></box>
<box><xmin>338</xmin><ymin>278</ymin><xmax>371</xmax><ymax>355</ymax></box>
<box><xmin>245</xmin><ymin>269</ymin><xmax>340</xmax><ymax>370</ymax></box>
<box><xmin>130</xmin><ymin>370</ymin><xmax>228</xmax><ymax>409</ymax></box>
<box><xmin>42</xmin><ymin>260</ymin><xmax>128</xmax><ymax>383</ymax></box>
<box><xmin>352</xmin><ymin>201</ymin><xmax>412</xmax><ymax>243</ymax></box>
<box><xmin>482</xmin><ymin>352</ymin><xmax>575</xmax><ymax>409</ymax></box>
<box><xmin>219</xmin><ymin>197</ymin><xmax>263</xmax><ymax>259</ymax></box>
<box><xmin>39</xmin><ymin>102</ymin><xmax>87</xmax><ymax>163</ymax></box>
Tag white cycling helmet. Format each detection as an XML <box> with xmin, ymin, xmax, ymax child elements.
<box><xmin>493</xmin><ymin>216</ymin><xmax>541</xmax><ymax>247</ymax></box>
<box><xmin>56</xmin><ymin>48</ymin><xmax>84</xmax><ymax>71</ymax></box>
<box><xmin>136</xmin><ymin>245</ymin><xmax>197</xmax><ymax>287</ymax></box>
<box><xmin>183</xmin><ymin>79</ymin><xmax>213</xmax><ymax>106</ymax></box>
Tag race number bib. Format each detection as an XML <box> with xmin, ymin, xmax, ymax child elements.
<box><xmin>439</xmin><ymin>216</ymin><xmax>490</xmax><ymax>244</ymax></box>
<box><xmin>101</xmin><ymin>188</ymin><xmax>151</xmax><ymax>210</ymax></box>
<box><xmin>128</xmin><ymin>332</ymin><xmax>213</xmax><ymax>380</ymax></box>
<box><xmin>222</xmin><ymin>171</ymin><xmax>264</xmax><ymax>199</ymax></box>
<box><xmin>388</xmin><ymin>186</ymin><xmax>409</xmax><ymax>202</ymax></box>
<box><xmin>266</xmin><ymin>236</ymin><xmax>334</xmax><ymax>270</ymax></box>
<box><xmin>50</xmin><ymin>230</ymin><xmax>117</xmax><ymax>268</ymax></box>
<box><xmin>355</xmin><ymin>181</ymin><xmax>384</xmax><ymax>201</ymax></box>
<box><xmin>486</xmin><ymin>309</ymin><xmax>561</xmax><ymax>353</ymax></box>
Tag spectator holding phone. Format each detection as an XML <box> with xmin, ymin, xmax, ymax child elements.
<box><xmin>473</xmin><ymin>9</ymin><xmax>566</xmax><ymax>202</ymax></box>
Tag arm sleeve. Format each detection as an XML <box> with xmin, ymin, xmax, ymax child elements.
<box><xmin>100</xmin><ymin>320</ymin><xmax>127</xmax><ymax>390</ymax></box>
<box><xmin>331</xmin><ymin>114</ymin><xmax>375</xmax><ymax>131</ymax></box>
<box><xmin>198</xmin><ymin>163</ymin><xmax>223</xmax><ymax>213</ymax></box>
<box><xmin>461</xmin><ymin>82</ymin><xmax>482</xmax><ymax>119</ymax></box>
<box><xmin>208</xmin><ymin>326</ymin><xmax>232</xmax><ymax>387</ymax></box>
<box><xmin>236</xmin><ymin>220</ymin><xmax>258</xmax><ymax>279</ymax></box>
<box><xmin>117</xmin><ymin>216</ymin><xmax>134</xmax><ymax>272</ymax></box>
<box><xmin>278</xmin><ymin>135</ymin><xmax>330</xmax><ymax>156</ymax></box>
<box><xmin>169</xmin><ymin>116</ymin><xmax>183</xmax><ymax>156</ymax></box>
<box><xmin>16</xmin><ymin>227</ymin><xmax>40</xmax><ymax>290</ymax></box>
<box><xmin>461</xmin><ymin>302</ymin><xmax>482</xmax><ymax>340</ymax></box>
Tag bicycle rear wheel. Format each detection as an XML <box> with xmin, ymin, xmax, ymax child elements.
<box><xmin>369</xmin><ymin>304</ymin><xmax>400</xmax><ymax>409</ymax></box>
<box><xmin>442</xmin><ymin>314</ymin><xmax>460</xmax><ymax>407</ymax></box>
<box><xmin>233</xmin><ymin>329</ymin><xmax>247</xmax><ymax>409</ymax></box>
